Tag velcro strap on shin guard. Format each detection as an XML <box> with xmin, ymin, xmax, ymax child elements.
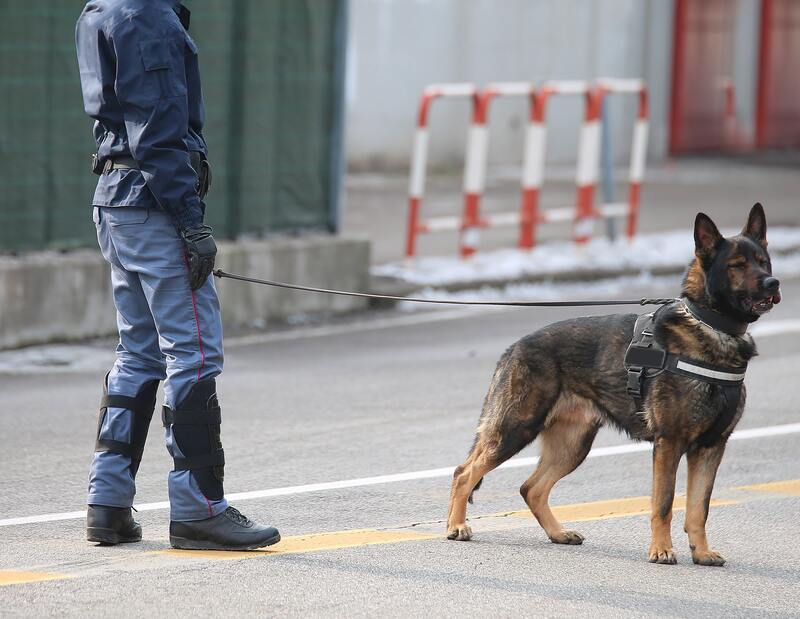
<box><xmin>161</xmin><ymin>407</ymin><xmax>222</xmax><ymax>427</ymax></box>
<box><xmin>172</xmin><ymin>450</ymin><xmax>226</xmax><ymax>470</ymax></box>
<box><xmin>95</xmin><ymin>378</ymin><xmax>159</xmax><ymax>475</ymax></box>
<box><xmin>164</xmin><ymin>379</ymin><xmax>225</xmax><ymax>501</ymax></box>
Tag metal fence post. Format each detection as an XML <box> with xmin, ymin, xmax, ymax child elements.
<box><xmin>327</xmin><ymin>0</ymin><xmax>349</xmax><ymax>234</ymax></box>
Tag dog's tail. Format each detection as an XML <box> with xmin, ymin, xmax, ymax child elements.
<box><xmin>467</xmin><ymin>477</ymin><xmax>483</xmax><ymax>504</ymax></box>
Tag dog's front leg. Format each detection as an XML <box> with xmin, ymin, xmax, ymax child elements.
<box><xmin>649</xmin><ymin>436</ymin><xmax>682</xmax><ymax>564</ymax></box>
<box><xmin>685</xmin><ymin>441</ymin><xmax>727</xmax><ymax>566</ymax></box>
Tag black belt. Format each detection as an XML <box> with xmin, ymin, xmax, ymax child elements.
<box><xmin>91</xmin><ymin>152</ymin><xmax>211</xmax><ymax>199</ymax></box>
<box><xmin>104</xmin><ymin>155</ymin><xmax>138</xmax><ymax>172</ymax></box>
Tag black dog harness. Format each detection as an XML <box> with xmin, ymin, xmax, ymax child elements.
<box><xmin>624</xmin><ymin>300</ymin><xmax>748</xmax><ymax>414</ymax></box>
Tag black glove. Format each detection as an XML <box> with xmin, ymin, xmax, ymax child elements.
<box><xmin>181</xmin><ymin>224</ymin><xmax>217</xmax><ymax>291</ymax></box>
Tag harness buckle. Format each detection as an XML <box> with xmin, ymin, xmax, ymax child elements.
<box><xmin>624</xmin><ymin>345</ymin><xmax>667</xmax><ymax>369</ymax></box>
<box><xmin>626</xmin><ymin>367</ymin><xmax>644</xmax><ymax>398</ymax></box>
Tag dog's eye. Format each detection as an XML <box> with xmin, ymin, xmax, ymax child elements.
<box><xmin>727</xmin><ymin>263</ymin><xmax>745</xmax><ymax>270</ymax></box>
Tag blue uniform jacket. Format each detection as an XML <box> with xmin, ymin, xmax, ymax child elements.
<box><xmin>76</xmin><ymin>0</ymin><xmax>205</xmax><ymax>229</ymax></box>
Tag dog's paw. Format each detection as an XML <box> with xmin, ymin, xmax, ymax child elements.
<box><xmin>692</xmin><ymin>549</ymin><xmax>725</xmax><ymax>567</ymax></box>
<box><xmin>446</xmin><ymin>524</ymin><xmax>472</xmax><ymax>541</ymax></box>
<box><xmin>648</xmin><ymin>544</ymin><xmax>677</xmax><ymax>565</ymax></box>
<box><xmin>548</xmin><ymin>529</ymin><xmax>584</xmax><ymax>545</ymax></box>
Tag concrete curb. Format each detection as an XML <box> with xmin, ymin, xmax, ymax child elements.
<box><xmin>0</xmin><ymin>235</ymin><xmax>370</xmax><ymax>350</ymax></box>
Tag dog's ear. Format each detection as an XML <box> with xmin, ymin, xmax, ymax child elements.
<box><xmin>743</xmin><ymin>202</ymin><xmax>768</xmax><ymax>247</ymax></box>
<box><xmin>694</xmin><ymin>212</ymin><xmax>723</xmax><ymax>255</ymax></box>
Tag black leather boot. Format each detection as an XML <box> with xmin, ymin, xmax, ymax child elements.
<box><xmin>86</xmin><ymin>505</ymin><xmax>142</xmax><ymax>545</ymax></box>
<box><xmin>169</xmin><ymin>506</ymin><xmax>280</xmax><ymax>550</ymax></box>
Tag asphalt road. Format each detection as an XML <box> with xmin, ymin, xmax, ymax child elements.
<box><xmin>1</xmin><ymin>274</ymin><xmax>799</xmax><ymax>617</ymax></box>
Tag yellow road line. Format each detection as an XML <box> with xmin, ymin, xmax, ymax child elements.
<box><xmin>5</xmin><ymin>480</ymin><xmax>794</xmax><ymax>574</ymax></box>
<box><xmin>506</xmin><ymin>495</ymin><xmax>737</xmax><ymax>521</ymax></box>
<box><xmin>157</xmin><ymin>528</ymin><xmax>437</xmax><ymax>561</ymax></box>
<box><xmin>735</xmin><ymin>479</ymin><xmax>800</xmax><ymax>497</ymax></box>
<box><xmin>159</xmin><ymin>496</ymin><xmax>740</xmax><ymax>562</ymax></box>
<box><xmin>0</xmin><ymin>570</ymin><xmax>69</xmax><ymax>587</ymax></box>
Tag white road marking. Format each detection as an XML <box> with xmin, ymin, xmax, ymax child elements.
<box><xmin>750</xmin><ymin>320</ymin><xmax>800</xmax><ymax>337</ymax></box>
<box><xmin>2</xmin><ymin>422</ymin><xmax>799</xmax><ymax>529</ymax></box>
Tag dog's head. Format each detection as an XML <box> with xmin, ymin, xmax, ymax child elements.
<box><xmin>683</xmin><ymin>203</ymin><xmax>781</xmax><ymax>323</ymax></box>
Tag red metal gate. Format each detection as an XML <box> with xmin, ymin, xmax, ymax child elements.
<box><xmin>756</xmin><ymin>0</ymin><xmax>800</xmax><ymax>148</ymax></box>
<box><xmin>669</xmin><ymin>0</ymin><xmax>737</xmax><ymax>154</ymax></box>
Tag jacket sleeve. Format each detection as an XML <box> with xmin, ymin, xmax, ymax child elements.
<box><xmin>110</xmin><ymin>20</ymin><xmax>203</xmax><ymax>229</ymax></box>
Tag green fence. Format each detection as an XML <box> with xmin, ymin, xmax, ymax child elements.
<box><xmin>0</xmin><ymin>0</ymin><xmax>347</xmax><ymax>252</ymax></box>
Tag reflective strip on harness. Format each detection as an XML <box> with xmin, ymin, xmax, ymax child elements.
<box><xmin>674</xmin><ymin>360</ymin><xmax>746</xmax><ymax>383</ymax></box>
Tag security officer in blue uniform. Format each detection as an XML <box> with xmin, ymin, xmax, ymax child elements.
<box><xmin>76</xmin><ymin>0</ymin><xmax>280</xmax><ymax>550</ymax></box>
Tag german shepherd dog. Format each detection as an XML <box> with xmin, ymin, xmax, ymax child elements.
<box><xmin>446</xmin><ymin>204</ymin><xmax>781</xmax><ymax>566</ymax></box>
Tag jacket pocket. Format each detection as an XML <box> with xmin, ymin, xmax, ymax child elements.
<box><xmin>137</xmin><ymin>36</ymin><xmax>186</xmax><ymax>99</ymax></box>
<box><xmin>106</xmin><ymin>207</ymin><xmax>151</xmax><ymax>227</ymax></box>
<box><xmin>139</xmin><ymin>39</ymin><xmax>171</xmax><ymax>71</ymax></box>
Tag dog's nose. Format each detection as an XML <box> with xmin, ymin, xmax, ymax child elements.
<box><xmin>763</xmin><ymin>276</ymin><xmax>780</xmax><ymax>292</ymax></box>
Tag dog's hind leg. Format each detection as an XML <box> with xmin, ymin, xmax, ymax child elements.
<box><xmin>446</xmin><ymin>346</ymin><xmax>558</xmax><ymax>541</ymax></box>
<box><xmin>446</xmin><ymin>443</ymin><xmax>499</xmax><ymax>541</ymax></box>
<box><xmin>519</xmin><ymin>399</ymin><xmax>601</xmax><ymax>545</ymax></box>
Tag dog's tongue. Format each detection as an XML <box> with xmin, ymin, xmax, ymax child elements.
<box><xmin>772</xmin><ymin>290</ymin><xmax>782</xmax><ymax>304</ymax></box>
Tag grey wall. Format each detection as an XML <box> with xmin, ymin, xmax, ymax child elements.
<box><xmin>345</xmin><ymin>0</ymin><xmax>675</xmax><ymax>171</ymax></box>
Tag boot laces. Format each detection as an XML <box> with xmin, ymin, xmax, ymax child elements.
<box><xmin>225</xmin><ymin>506</ymin><xmax>252</xmax><ymax>527</ymax></box>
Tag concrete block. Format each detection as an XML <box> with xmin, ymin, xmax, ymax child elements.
<box><xmin>0</xmin><ymin>235</ymin><xmax>371</xmax><ymax>350</ymax></box>
<box><xmin>215</xmin><ymin>236</ymin><xmax>371</xmax><ymax>328</ymax></box>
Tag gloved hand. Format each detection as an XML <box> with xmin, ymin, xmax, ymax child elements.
<box><xmin>181</xmin><ymin>224</ymin><xmax>217</xmax><ymax>291</ymax></box>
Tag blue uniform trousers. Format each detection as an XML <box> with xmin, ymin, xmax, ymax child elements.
<box><xmin>87</xmin><ymin>206</ymin><xmax>228</xmax><ymax>521</ymax></box>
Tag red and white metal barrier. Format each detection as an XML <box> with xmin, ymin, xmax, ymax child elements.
<box><xmin>406</xmin><ymin>83</ymin><xmax>478</xmax><ymax>261</ymax></box>
<box><xmin>593</xmin><ymin>78</ymin><xmax>649</xmax><ymax>241</ymax></box>
<box><xmin>519</xmin><ymin>80</ymin><xmax>590</xmax><ymax>248</ymax></box>
<box><xmin>405</xmin><ymin>82</ymin><xmax>535</xmax><ymax>259</ymax></box>
<box><xmin>404</xmin><ymin>79</ymin><xmax>649</xmax><ymax>260</ymax></box>
<box><xmin>460</xmin><ymin>82</ymin><xmax>533</xmax><ymax>257</ymax></box>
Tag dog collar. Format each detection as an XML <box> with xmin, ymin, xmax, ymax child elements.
<box><xmin>681</xmin><ymin>298</ymin><xmax>748</xmax><ymax>337</ymax></box>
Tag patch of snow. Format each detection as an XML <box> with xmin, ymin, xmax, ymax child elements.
<box><xmin>374</xmin><ymin>227</ymin><xmax>800</xmax><ymax>286</ymax></box>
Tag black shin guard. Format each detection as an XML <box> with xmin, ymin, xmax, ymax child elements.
<box><xmin>95</xmin><ymin>377</ymin><xmax>160</xmax><ymax>476</ymax></box>
<box><xmin>162</xmin><ymin>379</ymin><xmax>225</xmax><ymax>501</ymax></box>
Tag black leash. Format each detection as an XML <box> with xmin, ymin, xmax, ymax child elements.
<box><xmin>213</xmin><ymin>269</ymin><xmax>675</xmax><ymax>308</ymax></box>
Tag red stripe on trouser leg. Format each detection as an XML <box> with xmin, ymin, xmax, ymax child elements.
<box><xmin>626</xmin><ymin>183</ymin><xmax>641</xmax><ymax>239</ymax></box>
<box><xmin>406</xmin><ymin>197</ymin><xmax>421</xmax><ymax>259</ymax></box>
<box><xmin>574</xmin><ymin>184</ymin><xmax>596</xmax><ymax>244</ymax></box>
<box><xmin>189</xmin><ymin>288</ymin><xmax>206</xmax><ymax>381</ymax></box>
<box><xmin>183</xmin><ymin>252</ymin><xmax>206</xmax><ymax>381</ymax></box>
<box><xmin>519</xmin><ymin>187</ymin><xmax>540</xmax><ymax>249</ymax></box>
